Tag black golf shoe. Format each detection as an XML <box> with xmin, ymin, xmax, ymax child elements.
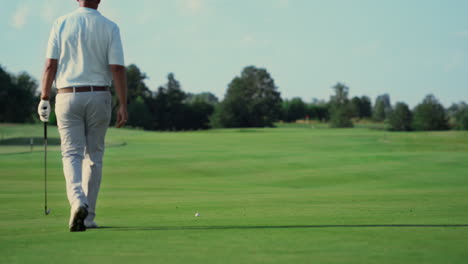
<box><xmin>69</xmin><ymin>205</ymin><xmax>88</xmax><ymax>232</ymax></box>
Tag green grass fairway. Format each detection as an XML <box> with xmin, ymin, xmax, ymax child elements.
<box><xmin>1</xmin><ymin>124</ymin><xmax>468</xmax><ymax>263</ymax></box>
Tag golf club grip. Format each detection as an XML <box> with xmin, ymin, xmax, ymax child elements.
<box><xmin>44</xmin><ymin>122</ymin><xmax>47</xmax><ymax>140</ymax></box>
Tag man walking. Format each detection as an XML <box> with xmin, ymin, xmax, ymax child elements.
<box><xmin>38</xmin><ymin>0</ymin><xmax>128</xmax><ymax>232</ymax></box>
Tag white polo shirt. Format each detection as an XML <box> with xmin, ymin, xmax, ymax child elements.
<box><xmin>46</xmin><ymin>7</ymin><xmax>125</xmax><ymax>88</ymax></box>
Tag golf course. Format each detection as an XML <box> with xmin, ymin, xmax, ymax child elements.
<box><xmin>1</xmin><ymin>123</ymin><xmax>468</xmax><ymax>263</ymax></box>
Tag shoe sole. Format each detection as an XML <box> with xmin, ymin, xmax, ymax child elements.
<box><xmin>70</xmin><ymin>206</ymin><xmax>88</xmax><ymax>232</ymax></box>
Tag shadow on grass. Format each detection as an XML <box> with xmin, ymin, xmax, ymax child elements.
<box><xmin>95</xmin><ymin>224</ymin><xmax>468</xmax><ymax>231</ymax></box>
<box><xmin>0</xmin><ymin>137</ymin><xmax>61</xmax><ymax>146</ymax></box>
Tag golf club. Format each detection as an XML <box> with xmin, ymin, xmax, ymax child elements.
<box><xmin>44</xmin><ymin>122</ymin><xmax>51</xmax><ymax>215</ymax></box>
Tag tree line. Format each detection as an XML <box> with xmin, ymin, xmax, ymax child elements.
<box><xmin>0</xmin><ymin>66</ymin><xmax>38</xmax><ymax>123</ymax></box>
<box><xmin>0</xmin><ymin>64</ymin><xmax>467</xmax><ymax>131</ymax></box>
<box><xmin>325</xmin><ymin>82</ymin><xmax>468</xmax><ymax>131</ymax></box>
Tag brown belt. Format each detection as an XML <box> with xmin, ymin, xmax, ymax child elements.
<box><xmin>58</xmin><ymin>86</ymin><xmax>109</xmax><ymax>93</ymax></box>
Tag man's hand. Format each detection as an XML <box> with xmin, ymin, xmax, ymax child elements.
<box><xmin>115</xmin><ymin>105</ymin><xmax>128</xmax><ymax>128</ymax></box>
<box><xmin>38</xmin><ymin>100</ymin><xmax>51</xmax><ymax>122</ymax></box>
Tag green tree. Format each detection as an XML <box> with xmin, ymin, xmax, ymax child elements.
<box><xmin>307</xmin><ymin>103</ymin><xmax>329</xmax><ymax>122</ymax></box>
<box><xmin>373</xmin><ymin>94</ymin><xmax>392</xmax><ymax>121</ymax></box>
<box><xmin>448</xmin><ymin>102</ymin><xmax>468</xmax><ymax>130</ymax></box>
<box><xmin>388</xmin><ymin>102</ymin><xmax>412</xmax><ymax>131</ymax></box>
<box><xmin>359</xmin><ymin>96</ymin><xmax>372</xmax><ymax>118</ymax></box>
<box><xmin>183</xmin><ymin>92</ymin><xmax>217</xmax><ymax>130</ymax></box>
<box><xmin>329</xmin><ymin>83</ymin><xmax>353</xmax><ymax>128</ymax></box>
<box><xmin>412</xmin><ymin>94</ymin><xmax>449</xmax><ymax>131</ymax></box>
<box><xmin>152</xmin><ymin>73</ymin><xmax>189</xmax><ymax>130</ymax></box>
<box><xmin>127</xmin><ymin>96</ymin><xmax>153</xmax><ymax>130</ymax></box>
<box><xmin>289</xmin><ymin>97</ymin><xmax>307</xmax><ymax>121</ymax></box>
<box><xmin>151</xmin><ymin>87</ymin><xmax>168</xmax><ymax>129</ymax></box>
<box><xmin>214</xmin><ymin>66</ymin><xmax>282</xmax><ymax>128</ymax></box>
<box><xmin>165</xmin><ymin>73</ymin><xmax>186</xmax><ymax>130</ymax></box>
<box><xmin>282</xmin><ymin>97</ymin><xmax>307</xmax><ymax>122</ymax></box>
<box><xmin>456</xmin><ymin>110</ymin><xmax>468</xmax><ymax>130</ymax></box>
<box><xmin>0</xmin><ymin>67</ymin><xmax>38</xmax><ymax>123</ymax></box>
<box><xmin>16</xmin><ymin>73</ymin><xmax>39</xmax><ymax>123</ymax></box>
<box><xmin>126</xmin><ymin>64</ymin><xmax>152</xmax><ymax>101</ymax></box>
<box><xmin>0</xmin><ymin>66</ymin><xmax>14</xmax><ymax>122</ymax></box>
<box><xmin>350</xmin><ymin>96</ymin><xmax>362</xmax><ymax>119</ymax></box>
<box><xmin>307</xmin><ymin>99</ymin><xmax>329</xmax><ymax>121</ymax></box>
<box><xmin>185</xmin><ymin>92</ymin><xmax>219</xmax><ymax>105</ymax></box>
<box><xmin>350</xmin><ymin>96</ymin><xmax>372</xmax><ymax>119</ymax></box>
<box><xmin>184</xmin><ymin>100</ymin><xmax>215</xmax><ymax>130</ymax></box>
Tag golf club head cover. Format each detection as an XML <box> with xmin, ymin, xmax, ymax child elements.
<box><xmin>38</xmin><ymin>100</ymin><xmax>51</xmax><ymax>122</ymax></box>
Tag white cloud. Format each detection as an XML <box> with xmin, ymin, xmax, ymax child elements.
<box><xmin>11</xmin><ymin>3</ymin><xmax>31</xmax><ymax>29</ymax></box>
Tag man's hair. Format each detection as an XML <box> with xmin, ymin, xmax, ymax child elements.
<box><xmin>80</xmin><ymin>0</ymin><xmax>101</xmax><ymax>4</ymax></box>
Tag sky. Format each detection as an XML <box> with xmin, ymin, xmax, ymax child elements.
<box><xmin>1</xmin><ymin>0</ymin><xmax>467</xmax><ymax>107</ymax></box>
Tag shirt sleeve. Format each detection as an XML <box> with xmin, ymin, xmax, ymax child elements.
<box><xmin>108</xmin><ymin>25</ymin><xmax>125</xmax><ymax>66</ymax></box>
<box><xmin>45</xmin><ymin>20</ymin><xmax>60</xmax><ymax>59</ymax></box>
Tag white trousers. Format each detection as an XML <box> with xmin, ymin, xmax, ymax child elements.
<box><xmin>55</xmin><ymin>91</ymin><xmax>111</xmax><ymax>223</ymax></box>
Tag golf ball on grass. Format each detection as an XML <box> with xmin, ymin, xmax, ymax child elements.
<box><xmin>195</xmin><ymin>212</ymin><xmax>200</xmax><ymax>217</ymax></box>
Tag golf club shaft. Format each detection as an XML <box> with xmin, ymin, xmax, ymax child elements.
<box><xmin>44</xmin><ymin>122</ymin><xmax>48</xmax><ymax>215</ymax></box>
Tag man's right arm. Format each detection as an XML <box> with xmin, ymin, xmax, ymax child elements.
<box><xmin>40</xmin><ymin>59</ymin><xmax>58</xmax><ymax>100</ymax></box>
<box><xmin>37</xmin><ymin>59</ymin><xmax>58</xmax><ymax>122</ymax></box>
<box><xmin>110</xmin><ymin>64</ymin><xmax>128</xmax><ymax>128</ymax></box>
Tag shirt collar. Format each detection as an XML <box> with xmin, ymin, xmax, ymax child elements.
<box><xmin>77</xmin><ymin>7</ymin><xmax>100</xmax><ymax>14</ymax></box>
